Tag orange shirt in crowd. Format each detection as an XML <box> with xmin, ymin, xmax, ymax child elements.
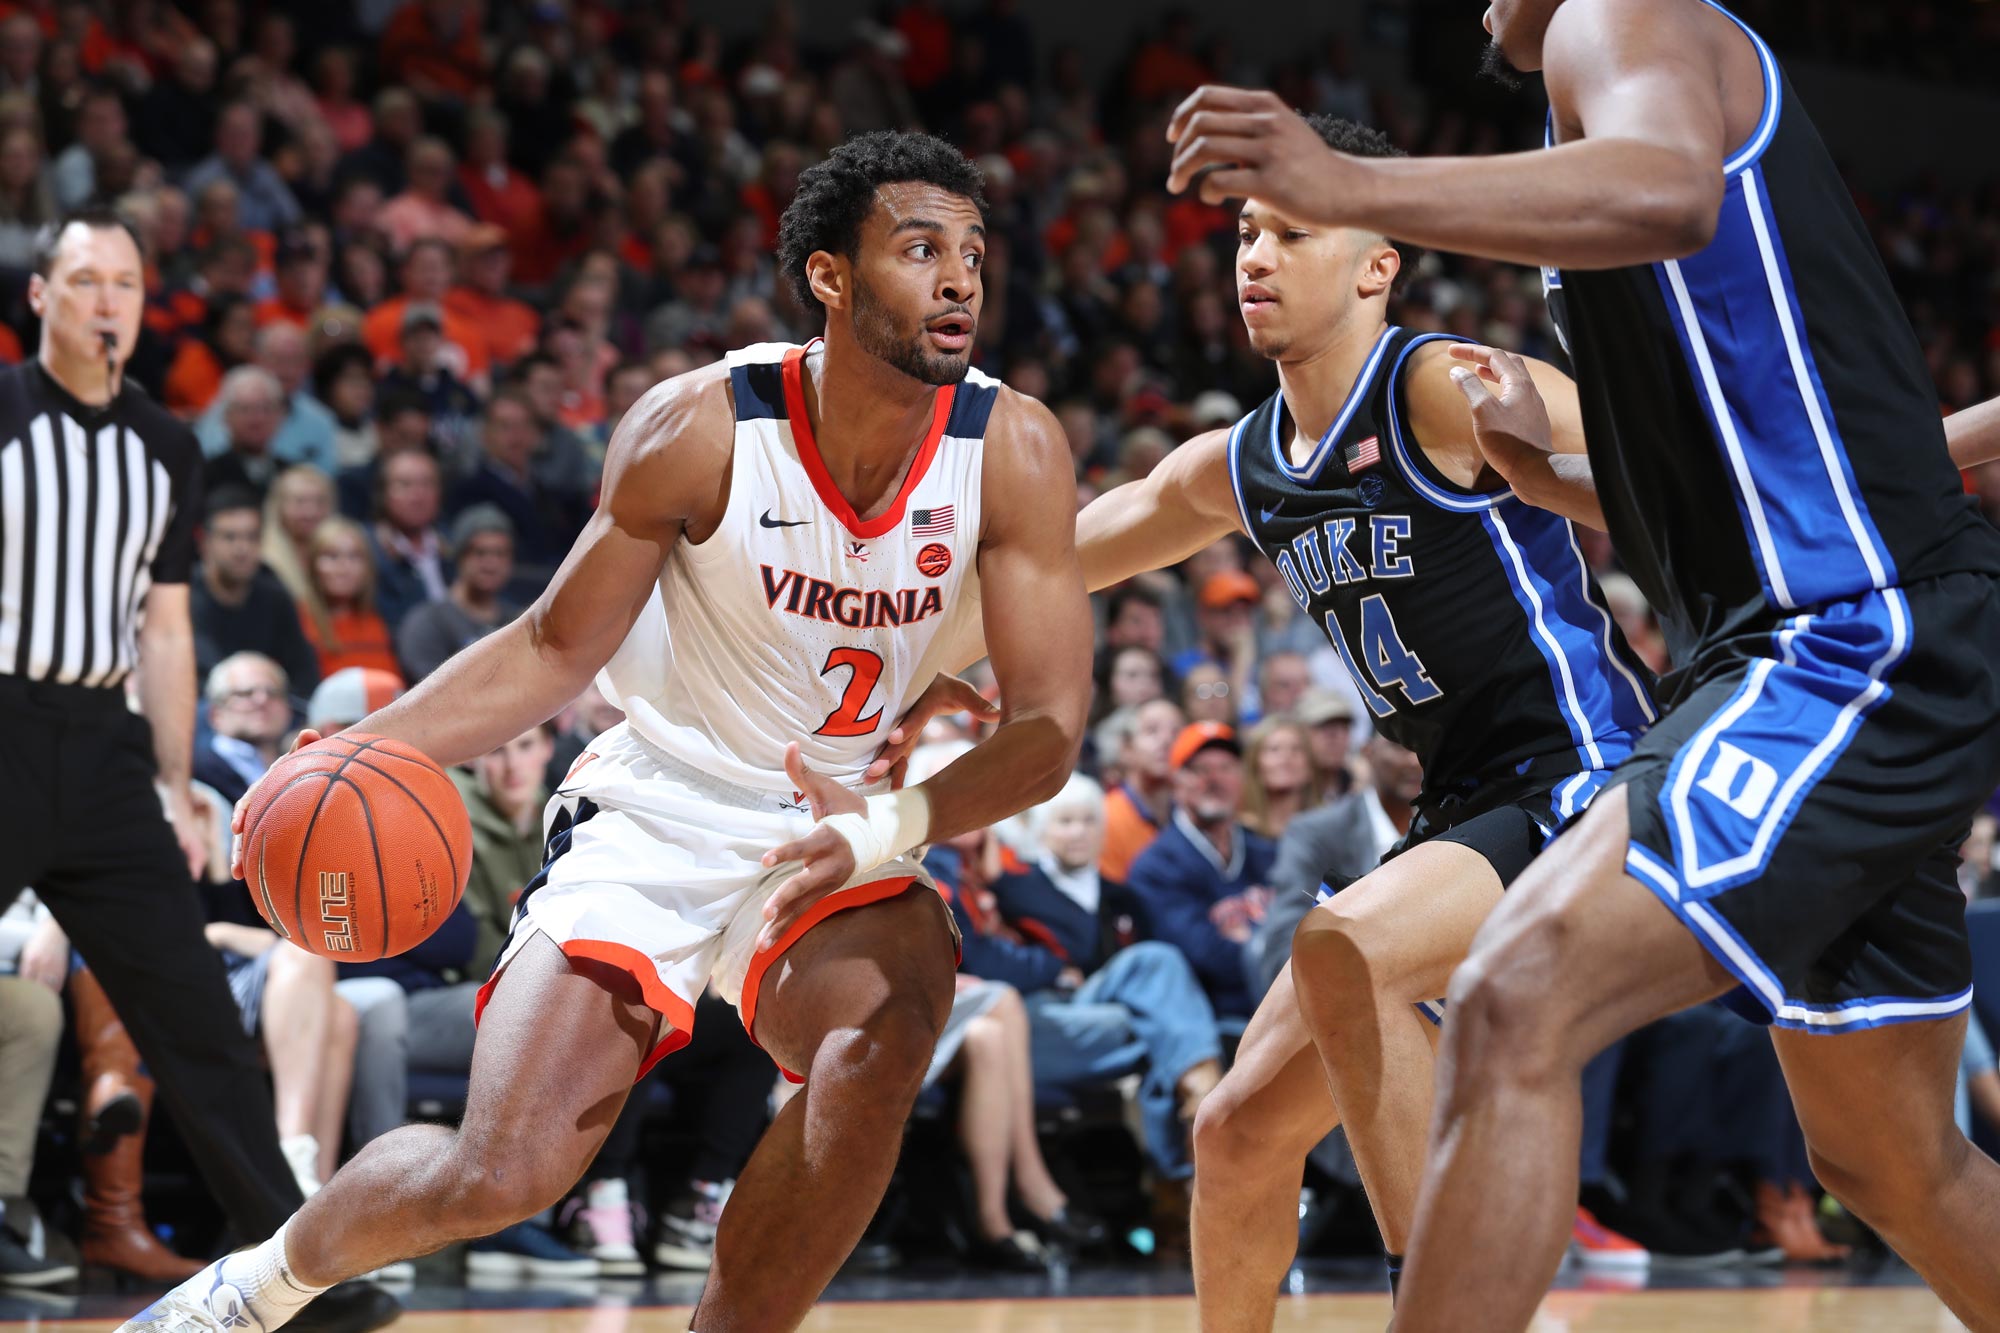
<box><xmin>164</xmin><ymin>340</ymin><xmax>225</xmax><ymax>415</ymax></box>
<box><xmin>1100</xmin><ymin>784</ymin><xmax>1166</xmax><ymax>882</ymax></box>
<box><xmin>362</xmin><ymin>296</ymin><xmax>491</xmax><ymax>382</ymax></box>
<box><xmin>379</xmin><ymin>0</ymin><xmax>486</xmax><ymax>101</ymax></box>
<box><xmin>253</xmin><ymin>297</ymin><xmax>315</xmax><ymax>331</ymax></box>
<box><xmin>443</xmin><ymin>287</ymin><xmax>539</xmax><ymax>369</ymax></box>
<box><xmin>301</xmin><ymin>605</ymin><xmax>404</xmax><ymax>684</ymax></box>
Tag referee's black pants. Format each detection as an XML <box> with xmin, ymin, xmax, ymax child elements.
<box><xmin>0</xmin><ymin>676</ymin><xmax>302</xmax><ymax>1240</ymax></box>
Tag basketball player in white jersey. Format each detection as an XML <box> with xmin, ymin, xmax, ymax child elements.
<box><xmin>121</xmin><ymin>132</ymin><xmax>1091</xmax><ymax>1333</ymax></box>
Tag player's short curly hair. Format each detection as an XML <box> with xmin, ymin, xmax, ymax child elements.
<box><xmin>777</xmin><ymin>131</ymin><xmax>987</xmax><ymax>312</ymax></box>
<box><xmin>1300</xmin><ymin>115</ymin><xmax>1426</xmax><ymax>289</ymax></box>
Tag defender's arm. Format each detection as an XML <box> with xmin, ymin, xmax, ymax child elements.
<box><xmin>1416</xmin><ymin>344</ymin><xmax>1607</xmax><ymax>530</ymax></box>
<box><xmin>1947</xmin><ymin>397</ymin><xmax>2000</xmax><ymax>472</ymax></box>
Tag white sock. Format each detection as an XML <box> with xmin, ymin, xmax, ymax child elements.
<box><xmin>211</xmin><ymin>1219</ymin><xmax>329</xmax><ymax>1326</ymax></box>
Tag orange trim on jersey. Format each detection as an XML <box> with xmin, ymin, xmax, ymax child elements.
<box><xmin>738</xmin><ymin>875</ymin><xmax>938</xmax><ymax>1083</ymax></box>
<box><xmin>475</xmin><ymin>936</ymin><xmax>696</xmax><ymax>1081</ymax></box>
<box><xmin>781</xmin><ymin>345</ymin><xmax>956</xmax><ymax>540</ymax></box>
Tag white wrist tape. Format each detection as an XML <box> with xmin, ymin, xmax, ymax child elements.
<box><xmin>820</xmin><ymin>788</ymin><xmax>932</xmax><ymax>877</ymax></box>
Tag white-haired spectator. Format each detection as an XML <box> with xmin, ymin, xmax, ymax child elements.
<box><xmin>200</xmin><ymin>364</ymin><xmax>288</xmax><ymax>500</ymax></box>
<box><xmin>193</xmin><ymin>652</ymin><xmax>294</xmax><ymax>806</ymax></box>
<box><xmin>196</xmin><ymin>323</ymin><xmax>338</xmax><ymax>474</ymax></box>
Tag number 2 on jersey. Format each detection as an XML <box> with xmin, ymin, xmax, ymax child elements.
<box><xmin>814</xmin><ymin>647</ymin><xmax>886</xmax><ymax>737</ymax></box>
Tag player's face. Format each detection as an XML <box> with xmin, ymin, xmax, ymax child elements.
<box><xmin>847</xmin><ymin>182</ymin><xmax>984</xmax><ymax>387</ymax></box>
<box><xmin>1236</xmin><ymin>201</ymin><xmax>1372</xmax><ymax>362</ymax></box>
<box><xmin>30</xmin><ymin>221</ymin><xmax>144</xmax><ymax>369</ymax></box>
<box><xmin>1481</xmin><ymin>0</ymin><xmax>1562</xmax><ymax>75</ymax></box>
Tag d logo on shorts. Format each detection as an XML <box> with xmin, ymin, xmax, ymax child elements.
<box><xmin>1695</xmin><ymin>741</ymin><xmax>1780</xmax><ymax>820</ymax></box>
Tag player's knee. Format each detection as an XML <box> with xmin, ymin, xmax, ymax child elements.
<box><xmin>1290</xmin><ymin>909</ymin><xmax>1383</xmax><ymax>1012</ymax></box>
<box><xmin>437</xmin><ymin>1136</ymin><xmax>579</xmax><ymax>1236</ymax></box>
<box><xmin>1805</xmin><ymin>1131</ymin><xmax>1965</xmax><ymax>1233</ymax></box>
<box><xmin>1191</xmin><ymin>1079</ymin><xmax>1289</xmax><ymax>1177</ymax></box>
<box><xmin>814</xmin><ymin>997</ymin><xmax>941</xmax><ymax>1101</ymax></box>
<box><xmin>1443</xmin><ymin>947</ymin><xmax>1564</xmax><ymax>1081</ymax></box>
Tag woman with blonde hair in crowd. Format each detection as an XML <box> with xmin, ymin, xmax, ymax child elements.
<box><xmin>298</xmin><ymin>516</ymin><xmax>403</xmax><ymax>683</ymax></box>
<box><xmin>261</xmin><ymin>465</ymin><xmax>336</xmax><ymax>605</ymax></box>
<box><xmin>1240</xmin><ymin>717</ymin><xmax>1324</xmax><ymax>839</ymax></box>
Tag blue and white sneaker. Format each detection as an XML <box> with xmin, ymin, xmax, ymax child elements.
<box><xmin>116</xmin><ymin>1262</ymin><xmax>261</xmax><ymax>1331</ymax></box>
<box><xmin>464</xmin><ymin>1223</ymin><xmax>598</xmax><ymax>1280</ymax></box>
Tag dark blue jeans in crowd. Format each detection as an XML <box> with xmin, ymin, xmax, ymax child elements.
<box><xmin>1025</xmin><ymin>940</ymin><xmax>1222</xmax><ymax>1180</ymax></box>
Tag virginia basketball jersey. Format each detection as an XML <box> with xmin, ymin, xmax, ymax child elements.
<box><xmin>1542</xmin><ymin>0</ymin><xmax>2000</xmax><ymax>663</ymax></box>
<box><xmin>597</xmin><ymin>341</ymin><xmax>995</xmax><ymax>792</ymax></box>
<box><xmin>1228</xmin><ymin>326</ymin><xmax>1656</xmax><ymax>816</ymax></box>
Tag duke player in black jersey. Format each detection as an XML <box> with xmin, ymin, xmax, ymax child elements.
<box><xmin>892</xmin><ymin>117</ymin><xmax>1653</xmax><ymax>1329</ymax></box>
<box><xmin>1167</xmin><ymin>3</ymin><xmax>2000</xmax><ymax>1328</ymax></box>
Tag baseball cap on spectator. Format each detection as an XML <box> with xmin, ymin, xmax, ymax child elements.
<box><xmin>402</xmin><ymin>302</ymin><xmax>443</xmax><ymax>334</ymax></box>
<box><xmin>1170</xmin><ymin>721</ymin><xmax>1240</xmax><ymax>771</ymax></box>
<box><xmin>461</xmin><ymin>223</ymin><xmax>508</xmax><ymax>256</ymax></box>
<box><xmin>1296</xmin><ymin>688</ymin><xmax>1355</xmax><ymax>726</ymax></box>
<box><xmin>449</xmin><ymin>503</ymin><xmax>515</xmax><ymax>555</ymax></box>
<box><xmin>275</xmin><ymin>228</ymin><xmax>316</xmax><ymax>267</ymax></box>
<box><xmin>307</xmin><ymin>668</ymin><xmax>404</xmax><ymax>733</ymax></box>
<box><xmin>1191</xmin><ymin>390</ymin><xmax>1242</xmax><ymax>430</ymax></box>
<box><xmin>1199</xmin><ymin>570</ymin><xmax>1261</xmax><ymax>609</ymax></box>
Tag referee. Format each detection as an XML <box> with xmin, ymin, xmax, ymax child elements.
<box><xmin>0</xmin><ymin>209</ymin><xmax>395</xmax><ymax>1331</ymax></box>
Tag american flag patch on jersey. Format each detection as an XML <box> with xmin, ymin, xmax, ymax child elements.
<box><xmin>911</xmin><ymin>505</ymin><xmax>955</xmax><ymax>536</ymax></box>
<box><xmin>1343</xmin><ymin>435</ymin><xmax>1381</xmax><ymax>474</ymax></box>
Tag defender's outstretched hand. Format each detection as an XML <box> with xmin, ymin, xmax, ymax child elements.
<box><xmin>757</xmin><ymin>743</ymin><xmax>867</xmax><ymax>953</ymax></box>
<box><xmin>863</xmin><ymin>673</ymin><xmax>1000</xmax><ymax>786</ymax></box>
<box><xmin>1166</xmin><ymin>86</ymin><xmax>1352</xmax><ymax>216</ymax></box>
<box><xmin>228</xmin><ymin>728</ymin><xmax>321</xmax><ymax>880</ymax></box>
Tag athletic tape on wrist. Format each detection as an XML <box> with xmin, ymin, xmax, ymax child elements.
<box><xmin>821</xmin><ymin>788</ymin><xmax>932</xmax><ymax>876</ymax></box>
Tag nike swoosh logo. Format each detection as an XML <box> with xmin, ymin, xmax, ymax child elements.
<box><xmin>760</xmin><ymin>510</ymin><xmax>810</xmax><ymax>529</ymax></box>
<box><xmin>1258</xmin><ymin>504</ymin><xmax>1283</xmax><ymax>524</ymax></box>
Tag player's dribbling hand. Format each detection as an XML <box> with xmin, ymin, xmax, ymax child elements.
<box><xmin>756</xmin><ymin>743</ymin><xmax>865</xmax><ymax>953</ymax></box>
<box><xmin>863</xmin><ymin>674</ymin><xmax>1001</xmax><ymax>788</ymax></box>
<box><xmin>228</xmin><ymin>728</ymin><xmax>322</xmax><ymax>880</ymax></box>
<box><xmin>1448</xmin><ymin>344</ymin><xmax>1555</xmax><ymax>474</ymax></box>
<box><xmin>1165</xmin><ymin>86</ymin><xmax>1353</xmax><ymax>217</ymax></box>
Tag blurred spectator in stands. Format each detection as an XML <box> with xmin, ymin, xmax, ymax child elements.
<box><xmin>1103</xmin><ymin>584</ymin><xmax>1169</xmax><ymax>655</ymax></box>
<box><xmin>368</xmin><ymin>446</ymin><xmax>452</xmax><ymax>630</ymax></box>
<box><xmin>304</xmin><ymin>666</ymin><xmax>403</xmax><ymax>736</ymax></box>
<box><xmin>396</xmin><ymin>505</ymin><xmax>520</xmax><ymax>683</ymax></box>
<box><xmin>457</xmin><ymin>109</ymin><xmax>540</xmax><ymax>249</ymax></box>
<box><xmin>299</xmin><ymin>515</ymin><xmax>403</xmax><ymax>683</ymax></box>
<box><xmin>256</xmin><ymin>229</ymin><xmax>329</xmax><ymax>331</ymax></box>
<box><xmin>196</xmin><ymin>652</ymin><xmax>293</xmax><ymax>803</ymax></box>
<box><xmin>363</xmin><ymin>237</ymin><xmax>490</xmax><ymax>384</ymax></box>
<box><xmin>191</xmin><ymin>486</ymin><xmax>322</xmax><ymax>689</ymax></box>
<box><xmin>183</xmin><ymin>101</ymin><xmax>301</xmax><ymax>233</ymax></box>
<box><xmin>201</xmin><ymin>365</ymin><xmax>286</xmax><ymax>500</ymax></box>
<box><xmin>133</xmin><ymin>38</ymin><xmax>218</xmax><ymax>173</ymax></box>
<box><xmin>1295</xmin><ymin>688</ymin><xmax>1359</xmax><ymax>798</ymax></box>
<box><xmin>1176</xmin><ymin>569</ymin><xmax>1260</xmax><ymax>713</ymax></box>
<box><xmin>1180</xmin><ymin>661</ymin><xmax>1237</xmax><ymax>728</ymax></box>
<box><xmin>0</xmin><ymin>908</ymin><xmax>75</xmax><ymax>1287</ymax></box>
<box><xmin>1127</xmin><ymin>723</ymin><xmax>1274</xmax><ymax>1019</ymax></box>
<box><xmin>1093</xmin><ymin>643</ymin><xmax>1171</xmax><ymax>726</ymax></box>
<box><xmin>1101</xmin><ymin>697</ymin><xmax>1184</xmax><ymax>871</ymax></box>
<box><xmin>260</xmin><ymin>464</ymin><xmax>336</xmax><ymax>607</ymax></box>
<box><xmin>169</xmin><ymin>292</ymin><xmax>257</xmax><ymax>416</ymax></box>
<box><xmin>646</xmin><ymin>242</ymin><xmax>730</xmax><ymax>355</ymax></box>
<box><xmin>315</xmin><ymin>342</ymin><xmax>381</xmax><ymax>471</ymax></box>
<box><xmin>1249</xmin><ymin>650</ymin><xmax>1311</xmax><ymax>726</ymax></box>
<box><xmin>198</xmin><ymin>323</ymin><xmax>338</xmax><ymax>473</ymax></box>
<box><xmin>1239</xmin><ymin>718</ymin><xmax>1322</xmax><ymax>840</ymax></box>
<box><xmin>586</xmin><ymin>359</ymin><xmax>661</xmax><ymax>465</ymax></box>
<box><xmin>379</xmin><ymin>0</ymin><xmax>489</xmax><ymax>106</ymax></box>
<box><xmin>51</xmin><ymin>82</ymin><xmax>125</xmax><ymax>210</ymax></box>
<box><xmin>446</xmin><ymin>223</ymin><xmax>539</xmax><ymax>370</ymax></box>
<box><xmin>378</xmin><ymin>135</ymin><xmax>474</xmax><ymax>255</ymax></box>
<box><xmin>514</xmin><ymin>353</ymin><xmax>599</xmax><ymax>525</ymax></box>
<box><xmin>1959</xmin><ymin>812</ymin><xmax>1998</xmax><ymax>900</ymax></box>
<box><xmin>376</xmin><ymin>302</ymin><xmax>480</xmax><ymax>462</ymax></box>
<box><xmin>311</xmin><ymin>48</ymin><xmax>371</xmax><ymax>154</ymax></box>
<box><xmin>0</xmin><ymin>125</ymin><xmax>54</xmax><ymax>270</ymax></box>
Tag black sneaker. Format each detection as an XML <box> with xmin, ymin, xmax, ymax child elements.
<box><xmin>0</xmin><ymin>1225</ymin><xmax>75</xmax><ymax>1288</ymax></box>
<box><xmin>286</xmin><ymin>1282</ymin><xmax>404</xmax><ymax>1333</ymax></box>
<box><xmin>654</xmin><ymin>1180</ymin><xmax>730</xmax><ymax>1272</ymax></box>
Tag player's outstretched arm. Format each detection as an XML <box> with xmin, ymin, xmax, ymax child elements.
<box><xmin>1947</xmin><ymin>396</ymin><xmax>2000</xmax><ymax>471</ymax></box>
<box><xmin>756</xmin><ymin>393</ymin><xmax>1095</xmax><ymax>947</ymax></box>
<box><xmin>1431</xmin><ymin>344</ymin><xmax>1607</xmax><ymax>530</ymax></box>
<box><xmin>1164</xmin><ymin>0</ymin><xmax>1727</xmax><ymax>270</ymax></box>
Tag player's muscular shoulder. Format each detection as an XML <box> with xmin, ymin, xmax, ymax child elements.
<box><xmin>1542</xmin><ymin>0</ymin><xmax>1724</xmax><ymax>132</ymax></box>
<box><xmin>1403</xmin><ymin>342</ymin><xmax>1490</xmax><ymax>487</ymax></box>
<box><xmin>601</xmin><ymin>360</ymin><xmax>736</xmax><ymax>543</ymax></box>
<box><xmin>1153</xmin><ymin>426</ymin><xmax>1237</xmax><ymax>520</ymax></box>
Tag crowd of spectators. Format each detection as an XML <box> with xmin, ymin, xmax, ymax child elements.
<box><xmin>1</xmin><ymin>0</ymin><xmax>1998</xmax><ymax>1296</ymax></box>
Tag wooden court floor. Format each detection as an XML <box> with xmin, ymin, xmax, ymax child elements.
<box><xmin>4</xmin><ymin>1287</ymin><xmax>1970</xmax><ymax>1332</ymax></box>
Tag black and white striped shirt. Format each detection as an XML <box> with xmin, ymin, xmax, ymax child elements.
<box><xmin>0</xmin><ymin>363</ymin><xmax>201</xmax><ymax>688</ymax></box>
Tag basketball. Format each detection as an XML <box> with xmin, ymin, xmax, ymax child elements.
<box><xmin>239</xmin><ymin>733</ymin><xmax>474</xmax><ymax>962</ymax></box>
